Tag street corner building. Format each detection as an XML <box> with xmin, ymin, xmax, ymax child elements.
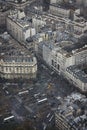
<box><xmin>0</xmin><ymin>56</ymin><xmax>37</xmax><ymax>79</ymax></box>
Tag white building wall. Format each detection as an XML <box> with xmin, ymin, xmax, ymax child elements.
<box><xmin>0</xmin><ymin>57</ymin><xmax>37</xmax><ymax>79</ymax></box>
<box><xmin>7</xmin><ymin>17</ymin><xmax>23</xmax><ymax>42</ymax></box>
<box><xmin>30</xmin><ymin>28</ymin><xmax>36</xmax><ymax>36</ymax></box>
<box><xmin>7</xmin><ymin>14</ymin><xmax>35</xmax><ymax>43</ymax></box>
<box><xmin>50</xmin><ymin>0</ymin><xmax>57</xmax><ymax>4</ymax></box>
<box><xmin>32</xmin><ymin>17</ymin><xmax>46</xmax><ymax>31</ymax></box>
<box><xmin>65</xmin><ymin>56</ymin><xmax>75</xmax><ymax>69</ymax></box>
<box><xmin>65</xmin><ymin>69</ymin><xmax>87</xmax><ymax>92</ymax></box>
<box><xmin>49</xmin><ymin>5</ymin><xmax>70</xmax><ymax>18</ymax></box>
<box><xmin>74</xmin><ymin>49</ymin><xmax>87</xmax><ymax>65</ymax></box>
<box><xmin>24</xmin><ymin>28</ymin><xmax>30</xmax><ymax>40</ymax></box>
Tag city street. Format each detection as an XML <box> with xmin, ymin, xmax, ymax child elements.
<box><xmin>0</xmin><ymin>61</ymin><xmax>78</xmax><ymax>130</ymax></box>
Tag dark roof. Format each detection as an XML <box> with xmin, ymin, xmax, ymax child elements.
<box><xmin>2</xmin><ymin>56</ymin><xmax>33</xmax><ymax>63</ymax></box>
<box><xmin>63</xmin><ymin>42</ymin><xmax>87</xmax><ymax>53</ymax></box>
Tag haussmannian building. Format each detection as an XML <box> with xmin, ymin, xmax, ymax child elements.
<box><xmin>0</xmin><ymin>56</ymin><xmax>37</xmax><ymax>79</ymax></box>
<box><xmin>66</xmin><ymin>65</ymin><xmax>87</xmax><ymax>92</ymax></box>
<box><xmin>7</xmin><ymin>10</ymin><xmax>36</xmax><ymax>43</ymax></box>
<box><xmin>36</xmin><ymin>40</ymin><xmax>87</xmax><ymax>92</ymax></box>
<box><xmin>55</xmin><ymin>93</ymin><xmax>87</xmax><ymax>130</ymax></box>
<box><xmin>49</xmin><ymin>3</ymin><xmax>71</xmax><ymax>19</ymax></box>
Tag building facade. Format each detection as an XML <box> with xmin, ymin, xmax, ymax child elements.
<box><xmin>32</xmin><ymin>16</ymin><xmax>46</xmax><ymax>32</ymax></box>
<box><xmin>65</xmin><ymin>65</ymin><xmax>87</xmax><ymax>92</ymax></box>
<box><xmin>49</xmin><ymin>4</ymin><xmax>71</xmax><ymax>18</ymax></box>
<box><xmin>73</xmin><ymin>18</ymin><xmax>87</xmax><ymax>34</ymax></box>
<box><xmin>35</xmin><ymin>40</ymin><xmax>87</xmax><ymax>92</ymax></box>
<box><xmin>0</xmin><ymin>56</ymin><xmax>37</xmax><ymax>79</ymax></box>
<box><xmin>55</xmin><ymin>112</ymin><xmax>76</xmax><ymax>130</ymax></box>
<box><xmin>7</xmin><ymin>10</ymin><xmax>36</xmax><ymax>43</ymax></box>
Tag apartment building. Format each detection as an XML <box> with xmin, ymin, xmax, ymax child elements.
<box><xmin>7</xmin><ymin>10</ymin><xmax>36</xmax><ymax>43</ymax></box>
<box><xmin>66</xmin><ymin>65</ymin><xmax>87</xmax><ymax>92</ymax></box>
<box><xmin>55</xmin><ymin>93</ymin><xmax>87</xmax><ymax>130</ymax></box>
<box><xmin>32</xmin><ymin>16</ymin><xmax>46</xmax><ymax>32</ymax></box>
<box><xmin>49</xmin><ymin>4</ymin><xmax>71</xmax><ymax>18</ymax></box>
<box><xmin>73</xmin><ymin>18</ymin><xmax>87</xmax><ymax>34</ymax></box>
<box><xmin>0</xmin><ymin>56</ymin><xmax>37</xmax><ymax>79</ymax></box>
<box><xmin>36</xmin><ymin>39</ymin><xmax>87</xmax><ymax>92</ymax></box>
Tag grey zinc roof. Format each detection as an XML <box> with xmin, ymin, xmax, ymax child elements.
<box><xmin>56</xmin><ymin>93</ymin><xmax>87</xmax><ymax>129</ymax></box>
<box><xmin>67</xmin><ymin>65</ymin><xmax>87</xmax><ymax>83</ymax></box>
<box><xmin>63</xmin><ymin>42</ymin><xmax>86</xmax><ymax>53</ymax></box>
<box><xmin>3</xmin><ymin>56</ymin><xmax>33</xmax><ymax>63</ymax></box>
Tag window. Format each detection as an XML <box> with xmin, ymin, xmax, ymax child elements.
<box><xmin>52</xmin><ymin>60</ymin><xmax>54</xmax><ymax>66</ymax></box>
<box><xmin>57</xmin><ymin>64</ymin><xmax>60</xmax><ymax>70</ymax></box>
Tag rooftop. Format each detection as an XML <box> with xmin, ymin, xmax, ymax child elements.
<box><xmin>63</xmin><ymin>42</ymin><xmax>87</xmax><ymax>53</ymax></box>
<box><xmin>1</xmin><ymin>56</ymin><xmax>34</xmax><ymax>63</ymax></box>
<box><xmin>8</xmin><ymin>10</ymin><xmax>32</xmax><ymax>28</ymax></box>
<box><xmin>66</xmin><ymin>65</ymin><xmax>87</xmax><ymax>83</ymax></box>
<box><xmin>0</xmin><ymin>32</ymin><xmax>32</xmax><ymax>58</ymax></box>
<box><xmin>50</xmin><ymin>2</ymin><xmax>77</xmax><ymax>10</ymax></box>
<box><xmin>56</xmin><ymin>92</ymin><xmax>87</xmax><ymax>130</ymax></box>
<box><xmin>0</xmin><ymin>3</ymin><xmax>10</xmax><ymax>12</ymax></box>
